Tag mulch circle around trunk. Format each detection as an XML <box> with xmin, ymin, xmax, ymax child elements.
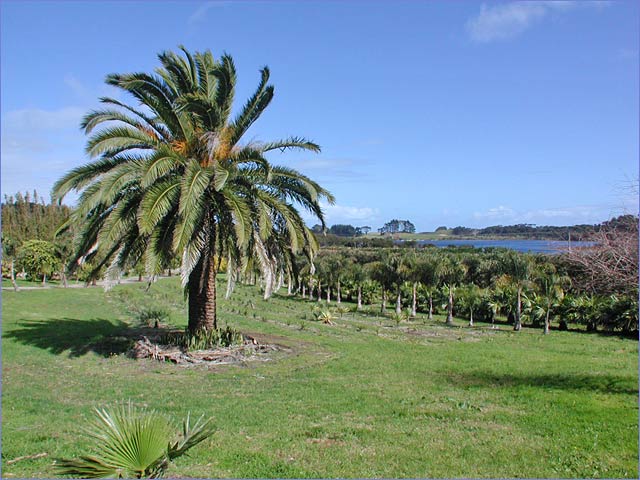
<box><xmin>125</xmin><ymin>327</ymin><xmax>289</xmax><ymax>367</ymax></box>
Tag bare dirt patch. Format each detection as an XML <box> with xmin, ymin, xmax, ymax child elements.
<box><xmin>108</xmin><ymin>326</ymin><xmax>296</xmax><ymax>367</ymax></box>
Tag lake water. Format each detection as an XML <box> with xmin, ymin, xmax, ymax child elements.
<box><xmin>408</xmin><ymin>239</ymin><xmax>596</xmax><ymax>254</ymax></box>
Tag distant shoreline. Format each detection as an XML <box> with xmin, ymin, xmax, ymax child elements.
<box><xmin>364</xmin><ymin>233</ymin><xmax>592</xmax><ymax>242</ymax></box>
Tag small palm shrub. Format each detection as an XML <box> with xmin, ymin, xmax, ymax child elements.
<box><xmin>56</xmin><ymin>402</ymin><xmax>214</xmax><ymax>478</ymax></box>
<box><xmin>160</xmin><ymin>326</ymin><xmax>243</xmax><ymax>351</ymax></box>
<box><xmin>314</xmin><ymin>309</ymin><xmax>336</xmax><ymax>325</ymax></box>
<box><xmin>136</xmin><ymin>308</ymin><xmax>170</xmax><ymax>327</ymax></box>
<box><xmin>389</xmin><ymin>309</ymin><xmax>410</xmax><ymax>326</ymax></box>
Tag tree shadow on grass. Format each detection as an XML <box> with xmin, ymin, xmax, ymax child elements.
<box><xmin>5</xmin><ymin>317</ymin><xmax>133</xmax><ymax>357</ymax></box>
<box><xmin>445</xmin><ymin>371</ymin><xmax>637</xmax><ymax>395</ymax></box>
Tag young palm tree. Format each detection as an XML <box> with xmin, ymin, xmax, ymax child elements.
<box><xmin>52</xmin><ymin>47</ymin><xmax>333</xmax><ymax>333</ymax></box>
<box><xmin>535</xmin><ymin>270</ymin><xmax>571</xmax><ymax>334</ymax></box>
<box><xmin>499</xmin><ymin>252</ymin><xmax>534</xmax><ymax>331</ymax></box>
<box><xmin>346</xmin><ymin>261</ymin><xmax>368</xmax><ymax>310</ymax></box>
<box><xmin>458</xmin><ymin>283</ymin><xmax>483</xmax><ymax>327</ymax></box>
<box><xmin>367</xmin><ymin>260</ymin><xmax>394</xmax><ymax>314</ymax></box>
<box><xmin>437</xmin><ymin>256</ymin><xmax>467</xmax><ymax>326</ymax></box>
<box><xmin>415</xmin><ymin>254</ymin><xmax>439</xmax><ymax>319</ymax></box>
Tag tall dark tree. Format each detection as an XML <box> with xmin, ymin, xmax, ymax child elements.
<box><xmin>52</xmin><ymin>47</ymin><xmax>333</xmax><ymax>333</ymax></box>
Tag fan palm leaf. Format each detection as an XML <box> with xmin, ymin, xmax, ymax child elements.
<box><xmin>56</xmin><ymin>403</ymin><xmax>214</xmax><ymax>479</ymax></box>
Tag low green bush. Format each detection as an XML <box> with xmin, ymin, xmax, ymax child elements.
<box><xmin>136</xmin><ymin>308</ymin><xmax>170</xmax><ymax>327</ymax></box>
<box><xmin>160</xmin><ymin>326</ymin><xmax>243</xmax><ymax>351</ymax></box>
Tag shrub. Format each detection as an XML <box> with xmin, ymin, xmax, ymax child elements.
<box><xmin>16</xmin><ymin>239</ymin><xmax>60</xmax><ymax>282</ymax></box>
<box><xmin>56</xmin><ymin>402</ymin><xmax>214</xmax><ymax>478</ymax></box>
<box><xmin>136</xmin><ymin>308</ymin><xmax>170</xmax><ymax>327</ymax></box>
<box><xmin>313</xmin><ymin>309</ymin><xmax>336</xmax><ymax>325</ymax></box>
<box><xmin>160</xmin><ymin>326</ymin><xmax>243</xmax><ymax>351</ymax></box>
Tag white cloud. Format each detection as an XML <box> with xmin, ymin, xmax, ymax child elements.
<box><xmin>472</xmin><ymin>204</ymin><xmax>621</xmax><ymax>226</ymax></box>
<box><xmin>322</xmin><ymin>203</ymin><xmax>378</xmax><ymax>221</ymax></box>
<box><xmin>289</xmin><ymin>158</ymin><xmax>352</xmax><ymax>170</ymax></box>
<box><xmin>617</xmin><ymin>48</ymin><xmax>639</xmax><ymax>61</ymax></box>
<box><xmin>521</xmin><ymin>205</ymin><xmax>617</xmax><ymax>223</ymax></box>
<box><xmin>302</xmin><ymin>202</ymin><xmax>379</xmax><ymax>226</ymax></box>
<box><xmin>1</xmin><ymin>106</ymin><xmax>88</xmax><ymax>201</ymax></box>
<box><xmin>466</xmin><ymin>1</ymin><xmax>607</xmax><ymax>43</ymax></box>
<box><xmin>473</xmin><ymin>205</ymin><xmax>515</xmax><ymax>220</ymax></box>
<box><xmin>284</xmin><ymin>157</ymin><xmax>371</xmax><ymax>183</ymax></box>
<box><xmin>187</xmin><ymin>1</ymin><xmax>232</xmax><ymax>25</ymax></box>
<box><xmin>64</xmin><ymin>74</ymin><xmax>91</xmax><ymax>100</ymax></box>
<box><xmin>4</xmin><ymin>107</ymin><xmax>85</xmax><ymax>131</ymax></box>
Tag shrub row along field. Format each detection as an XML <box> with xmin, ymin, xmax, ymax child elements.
<box><xmin>2</xmin><ymin>276</ymin><xmax>637</xmax><ymax>478</ymax></box>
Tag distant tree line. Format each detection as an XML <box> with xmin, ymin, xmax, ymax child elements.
<box><xmin>311</xmin><ymin>219</ymin><xmax>417</xmax><ymax>237</ymax></box>
<box><xmin>2</xmin><ymin>192</ymin><xmax>183</xmax><ymax>289</ymax></box>
<box><xmin>312</xmin><ymin>224</ymin><xmax>372</xmax><ymax>237</ymax></box>
<box><xmin>445</xmin><ymin>218</ymin><xmax>639</xmax><ymax>240</ymax></box>
<box><xmin>1</xmin><ymin>191</ymin><xmax>75</xmax><ymax>288</ymax></box>
<box><xmin>378</xmin><ymin>219</ymin><xmax>416</xmax><ymax>234</ymax></box>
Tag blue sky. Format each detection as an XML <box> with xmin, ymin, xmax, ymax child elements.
<box><xmin>1</xmin><ymin>0</ymin><xmax>638</xmax><ymax>231</ymax></box>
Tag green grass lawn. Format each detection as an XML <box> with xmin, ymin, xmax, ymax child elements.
<box><xmin>2</xmin><ymin>277</ymin><xmax>637</xmax><ymax>478</ymax></box>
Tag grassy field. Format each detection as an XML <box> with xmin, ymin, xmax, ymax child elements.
<box><xmin>2</xmin><ymin>277</ymin><xmax>638</xmax><ymax>478</ymax></box>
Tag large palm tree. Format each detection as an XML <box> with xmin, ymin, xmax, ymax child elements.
<box><xmin>52</xmin><ymin>47</ymin><xmax>333</xmax><ymax>333</ymax></box>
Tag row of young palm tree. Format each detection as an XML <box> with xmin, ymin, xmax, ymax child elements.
<box><xmin>274</xmin><ymin>248</ymin><xmax>637</xmax><ymax>335</ymax></box>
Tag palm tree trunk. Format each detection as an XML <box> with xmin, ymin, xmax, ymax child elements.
<box><xmin>357</xmin><ymin>286</ymin><xmax>362</xmax><ymax>310</ymax></box>
<box><xmin>411</xmin><ymin>282</ymin><xmax>417</xmax><ymax>317</ymax></box>
<box><xmin>61</xmin><ymin>270</ymin><xmax>68</xmax><ymax>288</ymax></box>
<box><xmin>188</xmin><ymin>255</ymin><xmax>218</xmax><ymax>333</ymax></box>
<box><xmin>446</xmin><ymin>286</ymin><xmax>454</xmax><ymax>326</ymax></box>
<box><xmin>469</xmin><ymin>309</ymin><xmax>474</xmax><ymax>327</ymax></box>
<box><xmin>326</xmin><ymin>286</ymin><xmax>331</xmax><ymax>303</ymax></box>
<box><xmin>337</xmin><ymin>281</ymin><xmax>341</xmax><ymax>304</ymax></box>
<box><xmin>380</xmin><ymin>289</ymin><xmax>386</xmax><ymax>313</ymax></box>
<box><xmin>42</xmin><ymin>273</ymin><xmax>46</xmax><ymax>287</ymax></box>
<box><xmin>428</xmin><ymin>294</ymin><xmax>433</xmax><ymax>320</ymax></box>
<box><xmin>514</xmin><ymin>286</ymin><xmax>522</xmax><ymax>331</ymax></box>
<box><xmin>10</xmin><ymin>259</ymin><xmax>19</xmax><ymax>292</ymax></box>
<box><xmin>395</xmin><ymin>289</ymin><xmax>402</xmax><ymax>315</ymax></box>
<box><xmin>544</xmin><ymin>300</ymin><xmax>551</xmax><ymax>335</ymax></box>
<box><xmin>317</xmin><ymin>281</ymin><xmax>322</xmax><ymax>303</ymax></box>
<box><xmin>302</xmin><ymin>284</ymin><xmax>306</xmax><ymax>298</ymax></box>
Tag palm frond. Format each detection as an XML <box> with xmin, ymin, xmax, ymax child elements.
<box><xmin>106</xmin><ymin>72</ymin><xmax>185</xmax><ymax>139</ymax></box>
<box><xmin>86</xmin><ymin>126</ymin><xmax>159</xmax><ymax>158</ymax></box>
<box><xmin>52</xmin><ymin>156</ymin><xmax>129</xmax><ymax>202</ymax></box>
<box><xmin>173</xmin><ymin>161</ymin><xmax>213</xmax><ymax>253</ymax></box>
<box><xmin>138</xmin><ymin>179</ymin><xmax>181</xmax><ymax>235</ymax></box>
<box><xmin>260</xmin><ymin>136</ymin><xmax>321</xmax><ymax>153</ymax></box>
<box><xmin>210</xmin><ymin>53</ymin><xmax>236</xmax><ymax>121</ymax></box>
<box><xmin>56</xmin><ymin>403</ymin><xmax>213</xmax><ymax>479</ymax></box>
<box><xmin>98</xmin><ymin>96</ymin><xmax>172</xmax><ymax>141</ymax></box>
<box><xmin>140</xmin><ymin>149</ymin><xmax>184</xmax><ymax>188</ymax></box>
<box><xmin>168</xmin><ymin>413</ymin><xmax>215</xmax><ymax>460</ymax></box>
<box><xmin>230</xmin><ymin>70</ymin><xmax>272</xmax><ymax>144</ymax></box>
